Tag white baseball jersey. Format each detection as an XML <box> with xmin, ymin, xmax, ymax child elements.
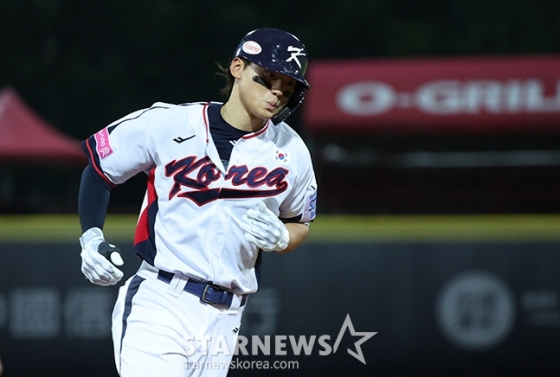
<box><xmin>83</xmin><ymin>101</ymin><xmax>318</xmax><ymax>294</ymax></box>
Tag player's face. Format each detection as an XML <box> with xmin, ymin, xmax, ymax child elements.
<box><xmin>237</xmin><ymin>61</ymin><xmax>297</xmax><ymax>121</ymax></box>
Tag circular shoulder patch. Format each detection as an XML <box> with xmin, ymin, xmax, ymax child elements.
<box><xmin>242</xmin><ymin>41</ymin><xmax>262</xmax><ymax>55</ymax></box>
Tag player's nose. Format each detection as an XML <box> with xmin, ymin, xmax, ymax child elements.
<box><xmin>269</xmin><ymin>79</ymin><xmax>281</xmax><ymax>90</ymax></box>
<box><xmin>269</xmin><ymin>79</ymin><xmax>286</xmax><ymax>97</ymax></box>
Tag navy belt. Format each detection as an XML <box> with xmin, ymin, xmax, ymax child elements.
<box><xmin>157</xmin><ymin>270</ymin><xmax>247</xmax><ymax>308</ymax></box>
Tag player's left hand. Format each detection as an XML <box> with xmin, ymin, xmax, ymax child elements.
<box><xmin>241</xmin><ymin>202</ymin><xmax>289</xmax><ymax>252</ymax></box>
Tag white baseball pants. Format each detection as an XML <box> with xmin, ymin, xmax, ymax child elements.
<box><xmin>112</xmin><ymin>262</ymin><xmax>245</xmax><ymax>377</ymax></box>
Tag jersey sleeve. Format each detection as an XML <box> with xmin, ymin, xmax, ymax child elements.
<box><xmin>279</xmin><ymin>141</ymin><xmax>318</xmax><ymax>223</ymax></box>
<box><xmin>82</xmin><ymin>104</ymin><xmax>169</xmax><ymax>187</ymax></box>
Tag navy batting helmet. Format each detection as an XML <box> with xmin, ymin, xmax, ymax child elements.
<box><xmin>234</xmin><ymin>28</ymin><xmax>311</xmax><ymax>124</ymax></box>
<box><xmin>234</xmin><ymin>28</ymin><xmax>311</xmax><ymax>90</ymax></box>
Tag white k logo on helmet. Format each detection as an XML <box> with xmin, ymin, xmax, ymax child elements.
<box><xmin>286</xmin><ymin>46</ymin><xmax>306</xmax><ymax>68</ymax></box>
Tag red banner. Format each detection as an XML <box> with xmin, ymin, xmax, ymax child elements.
<box><xmin>303</xmin><ymin>56</ymin><xmax>560</xmax><ymax>134</ymax></box>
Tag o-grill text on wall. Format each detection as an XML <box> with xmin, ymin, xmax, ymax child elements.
<box><xmin>304</xmin><ymin>56</ymin><xmax>560</xmax><ymax>133</ymax></box>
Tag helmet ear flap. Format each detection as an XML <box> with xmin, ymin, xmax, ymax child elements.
<box><xmin>272</xmin><ymin>90</ymin><xmax>305</xmax><ymax>125</ymax></box>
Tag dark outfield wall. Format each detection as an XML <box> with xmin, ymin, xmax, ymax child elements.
<box><xmin>1</xmin><ymin>240</ymin><xmax>559</xmax><ymax>377</ymax></box>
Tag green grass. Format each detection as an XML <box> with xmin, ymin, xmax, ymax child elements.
<box><xmin>0</xmin><ymin>215</ymin><xmax>137</xmax><ymax>243</ymax></box>
<box><xmin>309</xmin><ymin>214</ymin><xmax>560</xmax><ymax>242</ymax></box>
<box><xmin>1</xmin><ymin>214</ymin><xmax>560</xmax><ymax>243</ymax></box>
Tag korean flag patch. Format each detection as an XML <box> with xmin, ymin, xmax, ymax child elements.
<box><xmin>275</xmin><ymin>150</ymin><xmax>289</xmax><ymax>164</ymax></box>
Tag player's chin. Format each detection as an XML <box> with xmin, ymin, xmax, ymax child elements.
<box><xmin>268</xmin><ymin>104</ymin><xmax>288</xmax><ymax>118</ymax></box>
<box><xmin>257</xmin><ymin>108</ymin><xmax>278</xmax><ymax>122</ymax></box>
<box><xmin>255</xmin><ymin>103</ymin><xmax>284</xmax><ymax>122</ymax></box>
<box><xmin>264</xmin><ymin>107</ymin><xmax>279</xmax><ymax>118</ymax></box>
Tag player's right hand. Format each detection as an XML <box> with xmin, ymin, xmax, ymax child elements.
<box><xmin>79</xmin><ymin>227</ymin><xmax>124</xmax><ymax>286</ymax></box>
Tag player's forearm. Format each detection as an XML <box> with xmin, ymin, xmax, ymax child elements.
<box><xmin>78</xmin><ymin>166</ymin><xmax>112</xmax><ymax>232</ymax></box>
<box><xmin>278</xmin><ymin>222</ymin><xmax>309</xmax><ymax>254</ymax></box>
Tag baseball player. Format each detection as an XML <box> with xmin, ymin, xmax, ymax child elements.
<box><xmin>78</xmin><ymin>28</ymin><xmax>317</xmax><ymax>377</ymax></box>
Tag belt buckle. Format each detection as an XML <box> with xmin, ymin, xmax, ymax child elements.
<box><xmin>201</xmin><ymin>283</ymin><xmax>222</xmax><ymax>305</ymax></box>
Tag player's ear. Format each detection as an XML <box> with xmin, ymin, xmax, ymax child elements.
<box><xmin>230</xmin><ymin>57</ymin><xmax>245</xmax><ymax>79</ymax></box>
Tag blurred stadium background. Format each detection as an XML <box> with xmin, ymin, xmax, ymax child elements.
<box><xmin>1</xmin><ymin>1</ymin><xmax>560</xmax><ymax>376</ymax></box>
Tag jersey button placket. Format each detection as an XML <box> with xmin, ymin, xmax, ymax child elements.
<box><xmin>208</xmin><ymin>201</ymin><xmax>228</xmax><ymax>277</ymax></box>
